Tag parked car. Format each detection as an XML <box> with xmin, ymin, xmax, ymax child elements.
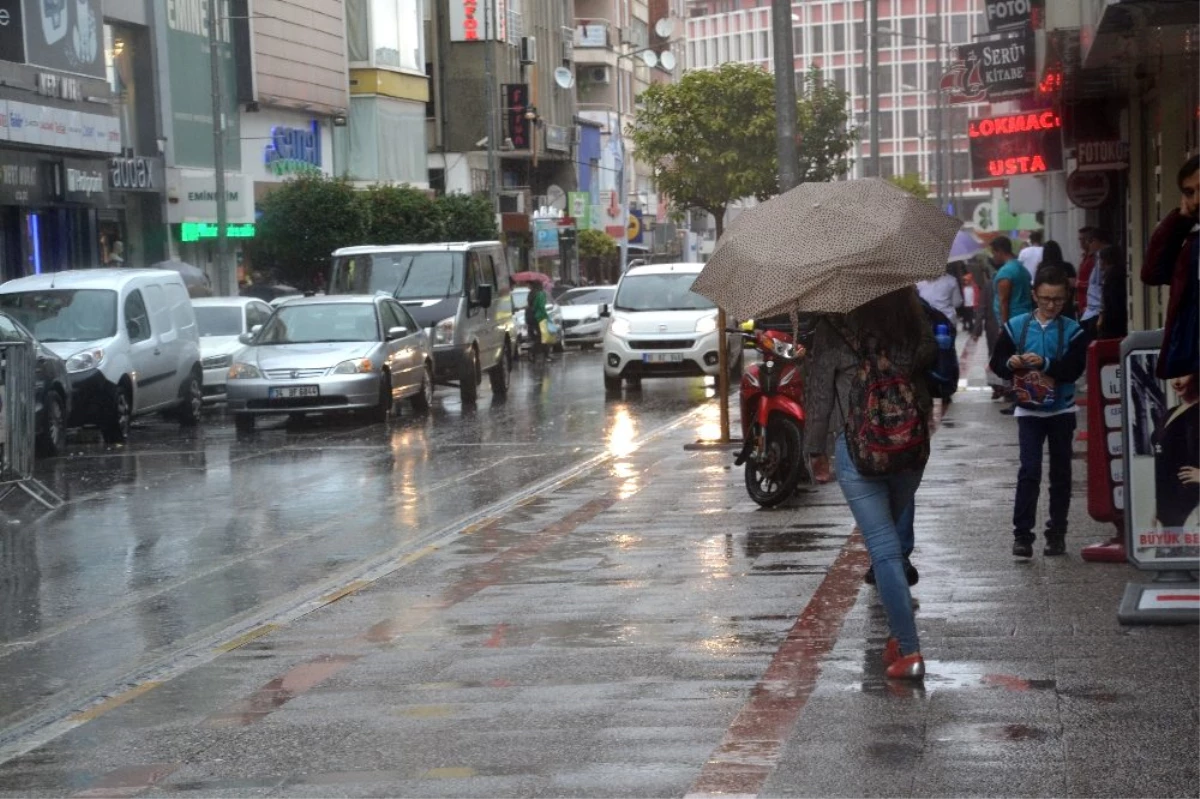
<box><xmin>0</xmin><ymin>269</ymin><xmax>203</xmax><ymax>443</ymax></box>
<box><xmin>225</xmin><ymin>295</ymin><xmax>434</xmax><ymax>432</ymax></box>
<box><xmin>192</xmin><ymin>297</ymin><xmax>274</xmax><ymax>403</ymax></box>
<box><xmin>329</xmin><ymin>242</ymin><xmax>513</xmax><ymax>403</ymax></box>
<box><xmin>600</xmin><ymin>263</ymin><xmax>743</xmax><ymax>392</ymax></box>
<box><xmin>511</xmin><ymin>286</ymin><xmax>564</xmax><ymax>354</ymax></box>
<box><xmin>0</xmin><ymin>311</ymin><xmax>71</xmax><ymax>457</ymax></box>
<box><xmin>557</xmin><ymin>285</ymin><xmax>616</xmax><ymax>350</ymax></box>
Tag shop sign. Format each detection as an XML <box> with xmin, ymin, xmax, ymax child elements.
<box><xmin>166</xmin><ymin>0</ymin><xmax>240</xmax><ymax>169</ymax></box>
<box><xmin>61</xmin><ymin>158</ymin><xmax>107</xmax><ymax>203</ymax></box>
<box><xmin>180</xmin><ymin>222</ymin><xmax>256</xmax><ymax>242</ymax></box>
<box><xmin>0</xmin><ymin>0</ymin><xmax>26</xmax><ymax>64</ymax></box>
<box><xmin>0</xmin><ymin>151</ymin><xmax>49</xmax><ymax>205</ymax></box>
<box><xmin>109</xmin><ymin>155</ymin><xmax>164</xmax><ymax>192</ymax></box>
<box><xmin>533</xmin><ymin>218</ymin><xmax>559</xmax><ymax>257</ymax></box>
<box><xmin>545</xmin><ymin>125</ymin><xmax>570</xmax><ymax>153</ymax></box>
<box><xmin>168</xmin><ymin>171</ymin><xmax>255</xmax><ymax>224</ymax></box>
<box><xmin>449</xmin><ymin>0</ymin><xmax>506</xmax><ymax>42</ymax></box>
<box><xmin>1076</xmin><ymin>139</ymin><xmax>1129</xmax><ymax>172</ymax></box>
<box><xmin>22</xmin><ymin>0</ymin><xmax>104</xmax><ymax>78</ymax></box>
<box><xmin>264</xmin><ymin>120</ymin><xmax>321</xmax><ymax>176</ymax></box>
<box><xmin>0</xmin><ymin>100</ymin><xmax>121</xmax><ymax>153</ymax></box>
<box><xmin>1066</xmin><ymin>170</ymin><xmax>1111</xmax><ymax>209</ymax></box>
<box><xmin>568</xmin><ymin>191</ymin><xmax>590</xmax><ymax>228</ymax></box>
<box><xmin>504</xmin><ymin>83</ymin><xmax>530</xmax><ymax>149</ymax></box>
<box><xmin>983</xmin><ymin>0</ymin><xmax>1041</xmax><ymax>33</ymax></box>
<box><xmin>968</xmin><ymin>109</ymin><xmax>1063</xmax><ymax>181</ymax></box>
<box><xmin>941</xmin><ymin>32</ymin><xmax>1034</xmax><ymax>104</ymax></box>
<box><xmin>36</xmin><ymin>72</ymin><xmax>83</xmax><ymax>102</ymax></box>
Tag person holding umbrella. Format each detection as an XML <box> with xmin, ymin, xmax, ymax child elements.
<box><xmin>692</xmin><ymin>178</ymin><xmax>961</xmax><ymax>681</ymax></box>
<box><xmin>525</xmin><ymin>279</ymin><xmax>554</xmax><ymax>363</ymax></box>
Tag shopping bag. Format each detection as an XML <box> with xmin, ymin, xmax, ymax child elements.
<box><xmin>539</xmin><ymin>319</ymin><xmax>555</xmax><ymax>345</ymax></box>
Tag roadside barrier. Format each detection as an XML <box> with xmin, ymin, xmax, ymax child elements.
<box><xmin>0</xmin><ymin>341</ymin><xmax>63</xmax><ymax>510</ymax></box>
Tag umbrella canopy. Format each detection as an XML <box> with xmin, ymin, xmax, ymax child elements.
<box><xmin>693</xmin><ymin>178</ymin><xmax>962</xmax><ymax>319</ymax></box>
<box><xmin>947</xmin><ymin>229</ymin><xmax>985</xmax><ymax>263</ymax></box>
<box><xmin>512</xmin><ymin>271</ymin><xmax>554</xmax><ymax>288</ymax></box>
<box><xmin>151</xmin><ymin>259</ymin><xmax>212</xmax><ymax>298</ymax></box>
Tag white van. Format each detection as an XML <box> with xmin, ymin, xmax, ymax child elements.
<box><xmin>0</xmin><ymin>269</ymin><xmax>203</xmax><ymax>443</ymax></box>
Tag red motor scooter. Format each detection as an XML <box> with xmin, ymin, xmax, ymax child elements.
<box><xmin>733</xmin><ymin>327</ymin><xmax>809</xmax><ymax>507</ymax></box>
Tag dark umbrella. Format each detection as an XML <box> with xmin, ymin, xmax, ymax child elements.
<box><xmin>151</xmin><ymin>259</ymin><xmax>212</xmax><ymax>298</ymax></box>
<box><xmin>240</xmin><ymin>283</ymin><xmax>301</xmax><ymax>302</ymax></box>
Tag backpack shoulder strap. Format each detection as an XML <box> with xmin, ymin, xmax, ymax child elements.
<box><xmin>1055</xmin><ymin>316</ymin><xmax>1066</xmax><ymax>359</ymax></box>
<box><xmin>1015</xmin><ymin>314</ymin><xmax>1034</xmax><ymax>352</ymax></box>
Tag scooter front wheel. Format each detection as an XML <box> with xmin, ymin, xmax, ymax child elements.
<box><xmin>744</xmin><ymin>414</ymin><xmax>805</xmax><ymax>507</ymax></box>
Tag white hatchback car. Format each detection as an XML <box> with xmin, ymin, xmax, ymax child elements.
<box><xmin>192</xmin><ymin>297</ymin><xmax>274</xmax><ymax>402</ymax></box>
<box><xmin>601</xmin><ymin>263</ymin><xmax>742</xmax><ymax>392</ymax></box>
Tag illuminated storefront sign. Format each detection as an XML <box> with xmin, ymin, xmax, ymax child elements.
<box><xmin>264</xmin><ymin>120</ymin><xmax>321</xmax><ymax>176</ymax></box>
<box><xmin>968</xmin><ymin>109</ymin><xmax>1064</xmax><ymax>180</ymax></box>
<box><xmin>449</xmin><ymin>0</ymin><xmax>507</xmax><ymax>42</ymax></box>
<box><xmin>180</xmin><ymin>222</ymin><xmax>256</xmax><ymax>242</ymax></box>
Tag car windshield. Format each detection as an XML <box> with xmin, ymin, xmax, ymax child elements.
<box><xmin>194</xmin><ymin>306</ymin><xmax>243</xmax><ymax>337</ymax></box>
<box><xmin>559</xmin><ymin>288</ymin><xmax>615</xmax><ymax>306</ymax></box>
<box><xmin>0</xmin><ymin>289</ymin><xmax>118</xmax><ymax>342</ymax></box>
<box><xmin>256</xmin><ymin>303</ymin><xmax>379</xmax><ymax>344</ymax></box>
<box><xmin>331</xmin><ymin>252</ymin><xmax>463</xmax><ymax>299</ymax></box>
<box><xmin>613</xmin><ymin>274</ymin><xmax>713</xmax><ymax>312</ymax></box>
<box><xmin>512</xmin><ymin>287</ymin><xmax>529</xmax><ymax>310</ymax></box>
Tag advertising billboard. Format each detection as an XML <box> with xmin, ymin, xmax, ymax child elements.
<box><xmin>967</xmin><ymin>109</ymin><xmax>1064</xmax><ymax>181</ymax></box>
<box><xmin>22</xmin><ymin>0</ymin><xmax>103</xmax><ymax>78</ymax></box>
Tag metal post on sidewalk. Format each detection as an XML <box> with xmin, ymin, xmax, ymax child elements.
<box><xmin>208</xmin><ymin>0</ymin><xmax>231</xmax><ymax>297</ymax></box>
<box><xmin>868</xmin><ymin>0</ymin><xmax>880</xmax><ymax>177</ymax></box>
<box><xmin>0</xmin><ymin>341</ymin><xmax>63</xmax><ymax>510</ymax></box>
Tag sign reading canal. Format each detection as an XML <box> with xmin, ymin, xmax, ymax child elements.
<box><xmin>968</xmin><ymin>109</ymin><xmax>1063</xmax><ymax>181</ymax></box>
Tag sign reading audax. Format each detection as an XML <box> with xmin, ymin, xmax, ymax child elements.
<box><xmin>264</xmin><ymin>120</ymin><xmax>321</xmax><ymax>176</ymax></box>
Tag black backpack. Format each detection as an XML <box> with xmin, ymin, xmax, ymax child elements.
<box><xmin>920</xmin><ymin>299</ymin><xmax>959</xmax><ymax>400</ymax></box>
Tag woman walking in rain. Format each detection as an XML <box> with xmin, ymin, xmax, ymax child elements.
<box><xmin>825</xmin><ymin>288</ymin><xmax>935</xmax><ymax>680</ymax></box>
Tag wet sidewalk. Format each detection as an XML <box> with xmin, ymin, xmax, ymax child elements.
<box><xmin>0</xmin><ymin>343</ymin><xmax>1196</xmax><ymax>798</ymax></box>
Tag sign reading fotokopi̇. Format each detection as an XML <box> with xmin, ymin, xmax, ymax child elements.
<box><xmin>166</xmin><ymin>0</ymin><xmax>241</xmax><ymax>169</ymax></box>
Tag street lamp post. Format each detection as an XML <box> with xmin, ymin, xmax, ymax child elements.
<box><xmin>208</xmin><ymin>2</ymin><xmax>231</xmax><ymax>296</ymax></box>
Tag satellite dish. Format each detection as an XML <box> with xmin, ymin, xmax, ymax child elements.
<box><xmin>640</xmin><ymin>50</ymin><xmax>658</xmax><ymax>69</ymax></box>
<box><xmin>553</xmin><ymin>66</ymin><xmax>575</xmax><ymax>89</ymax></box>
<box><xmin>655</xmin><ymin>18</ymin><xmax>675</xmax><ymax>38</ymax></box>
<box><xmin>545</xmin><ymin>184</ymin><xmax>567</xmax><ymax>211</ymax></box>
<box><xmin>659</xmin><ymin>51</ymin><xmax>677</xmax><ymax>71</ymax></box>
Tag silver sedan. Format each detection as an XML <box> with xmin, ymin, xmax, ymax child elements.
<box><xmin>226</xmin><ymin>295</ymin><xmax>434</xmax><ymax>432</ymax></box>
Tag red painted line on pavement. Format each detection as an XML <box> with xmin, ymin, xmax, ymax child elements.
<box><xmin>484</xmin><ymin>622</ymin><xmax>509</xmax><ymax>648</ymax></box>
<box><xmin>685</xmin><ymin>533</ymin><xmax>870</xmax><ymax>797</ymax></box>
<box><xmin>207</xmin><ymin>655</ymin><xmax>359</xmax><ymax>727</ymax></box>
<box><xmin>1156</xmin><ymin>594</ymin><xmax>1200</xmax><ymax>602</ymax></box>
<box><xmin>72</xmin><ymin>763</ymin><xmax>179</xmax><ymax>798</ymax></box>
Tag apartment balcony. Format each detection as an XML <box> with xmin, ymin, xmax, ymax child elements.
<box><xmin>574</xmin><ymin>19</ymin><xmax>620</xmax><ymax>68</ymax></box>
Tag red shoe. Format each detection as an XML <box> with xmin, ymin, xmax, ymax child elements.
<box><xmin>885</xmin><ymin>653</ymin><xmax>925</xmax><ymax>680</ymax></box>
<box><xmin>883</xmin><ymin>637</ymin><xmax>901</xmax><ymax>666</ymax></box>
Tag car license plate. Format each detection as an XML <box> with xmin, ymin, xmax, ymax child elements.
<box><xmin>269</xmin><ymin>385</ymin><xmax>319</xmax><ymax>399</ymax></box>
<box><xmin>643</xmin><ymin>353</ymin><xmax>683</xmax><ymax>364</ymax></box>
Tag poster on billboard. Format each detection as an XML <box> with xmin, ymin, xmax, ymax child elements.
<box><xmin>0</xmin><ymin>0</ymin><xmax>25</xmax><ymax>63</ymax></box>
<box><xmin>22</xmin><ymin>0</ymin><xmax>103</xmax><ymax>78</ymax></box>
<box><xmin>165</xmin><ymin>1</ymin><xmax>241</xmax><ymax>169</ymax></box>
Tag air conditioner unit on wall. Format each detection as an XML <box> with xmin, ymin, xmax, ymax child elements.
<box><xmin>587</xmin><ymin>66</ymin><xmax>611</xmax><ymax>84</ymax></box>
<box><xmin>520</xmin><ymin>36</ymin><xmax>537</xmax><ymax>64</ymax></box>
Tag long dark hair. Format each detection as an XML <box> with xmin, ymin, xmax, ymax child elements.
<box><xmin>1042</xmin><ymin>240</ymin><xmax>1067</xmax><ymax>268</ymax></box>
<box><xmin>847</xmin><ymin>287</ymin><xmax>927</xmax><ymax>345</ymax></box>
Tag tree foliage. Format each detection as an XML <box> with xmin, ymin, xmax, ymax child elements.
<box><xmin>250</xmin><ymin>173</ymin><xmax>365</xmax><ymax>289</ymax></box>
<box><xmin>628</xmin><ymin>62</ymin><xmax>856</xmax><ymax>237</ymax></box>
<box><xmin>888</xmin><ymin>173</ymin><xmax>931</xmax><ymax>200</ymax></box>
<box><xmin>439</xmin><ymin>192</ymin><xmax>499</xmax><ymax>241</ymax></box>
<box><xmin>363</xmin><ymin>184</ymin><xmax>444</xmax><ymax>245</ymax></box>
<box><xmin>578</xmin><ymin>228</ymin><xmax>617</xmax><ymax>258</ymax></box>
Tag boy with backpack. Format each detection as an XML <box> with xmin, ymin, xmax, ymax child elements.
<box><xmin>989</xmin><ymin>266</ymin><xmax>1089</xmax><ymax>558</ymax></box>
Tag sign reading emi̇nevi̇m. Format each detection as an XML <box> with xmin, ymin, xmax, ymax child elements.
<box><xmin>264</xmin><ymin>121</ymin><xmax>321</xmax><ymax>176</ymax></box>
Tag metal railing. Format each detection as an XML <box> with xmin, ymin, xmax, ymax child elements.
<box><xmin>0</xmin><ymin>341</ymin><xmax>63</xmax><ymax>510</ymax></box>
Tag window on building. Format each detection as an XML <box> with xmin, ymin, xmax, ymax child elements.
<box><xmin>811</xmin><ymin>24</ymin><xmax>823</xmax><ymax>53</ymax></box>
<box><xmin>877</xmin><ymin>65</ymin><xmax>893</xmax><ymax>94</ymax></box>
<box><xmin>926</xmin><ymin>61</ymin><xmax>940</xmax><ymax>89</ymax></box>
<box><xmin>900</xmin><ymin>17</ymin><xmax>918</xmax><ymax>43</ymax></box>
<box><xmin>104</xmin><ymin>24</ymin><xmax>140</xmax><ymax>153</ymax></box>
<box><xmin>903</xmin><ymin>155</ymin><xmax>920</xmax><ymax>177</ymax></box>
<box><xmin>708</xmin><ymin>38</ymin><xmax>717</xmax><ymax>65</ymax></box>
<box><xmin>880</xmin><ymin>157</ymin><xmax>896</xmax><ymax>178</ymax></box>
<box><xmin>793</xmin><ymin>27</ymin><xmax>803</xmax><ymax>57</ymax></box>
<box><xmin>880</xmin><ymin>111</ymin><xmax>895</xmax><ymax>139</ymax></box>
<box><xmin>424</xmin><ymin>62</ymin><xmax>435</xmax><ymax>118</ymax></box>
<box><xmin>718</xmin><ymin>36</ymin><xmax>727</xmax><ymax>63</ymax></box>
<box><xmin>854</xmin><ymin>20</ymin><xmax>866</xmax><ymax>51</ymax></box>
<box><xmin>688</xmin><ymin>40</ymin><xmax>697</xmax><ymax>67</ymax></box>
<box><xmin>901</xmin><ymin>63</ymin><xmax>918</xmax><ymax>90</ymax></box>
<box><xmin>903</xmin><ymin>109</ymin><xmax>919</xmax><ymax>137</ymax></box>
<box><xmin>733</xmin><ymin>33</ymin><xmax>742</xmax><ymax>61</ymax></box>
<box><xmin>950</xmin><ymin>15</ymin><xmax>968</xmax><ymax>43</ymax></box>
<box><xmin>833</xmin><ymin>22</ymin><xmax>845</xmax><ymax>52</ymax></box>
<box><xmin>833</xmin><ymin>68</ymin><xmax>847</xmax><ymax>92</ymax></box>
<box><xmin>371</xmin><ymin>0</ymin><xmax>423</xmax><ymax>73</ymax></box>
<box><xmin>950</xmin><ymin>106</ymin><xmax>968</xmax><ymax>131</ymax></box>
<box><xmin>952</xmin><ymin>152</ymin><xmax>970</xmax><ymax>182</ymax></box>
<box><xmin>925</xmin><ymin>15</ymin><xmax>941</xmax><ymax>44</ymax></box>
<box><xmin>760</xmin><ymin>30</ymin><xmax>770</xmax><ymax>59</ymax></box>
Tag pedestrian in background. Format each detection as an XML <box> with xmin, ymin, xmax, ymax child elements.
<box><xmin>1079</xmin><ymin>229</ymin><xmax>1112</xmax><ymax>340</ymax></box>
<box><xmin>916</xmin><ymin>265</ymin><xmax>963</xmax><ymax>327</ymax></box>
<box><xmin>1097</xmin><ymin>244</ymin><xmax>1128</xmax><ymax>339</ymax></box>
<box><xmin>960</xmin><ymin>273</ymin><xmax>980</xmax><ymax>336</ymax></box>
<box><xmin>1019</xmin><ymin>230</ymin><xmax>1044</xmax><ymax>281</ymax></box>
<box><xmin>526</xmin><ymin>280</ymin><xmax>554</xmax><ymax>363</ymax></box>
<box><xmin>1075</xmin><ymin>227</ymin><xmax>1098</xmax><ymax>321</ymax></box>
<box><xmin>991</xmin><ymin>236</ymin><xmax>1033</xmax><ymax>413</ymax></box>
<box><xmin>1038</xmin><ymin>240</ymin><xmax>1077</xmax><ymax>319</ymax></box>
<box><xmin>989</xmin><ymin>266</ymin><xmax>1089</xmax><ymax>558</ymax></box>
<box><xmin>1142</xmin><ymin>155</ymin><xmax>1199</xmax><ymax>379</ymax></box>
<box><xmin>828</xmin><ymin>287</ymin><xmax>933</xmax><ymax>680</ymax></box>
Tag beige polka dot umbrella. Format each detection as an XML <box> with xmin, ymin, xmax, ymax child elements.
<box><xmin>692</xmin><ymin>178</ymin><xmax>963</xmax><ymax>320</ymax></box>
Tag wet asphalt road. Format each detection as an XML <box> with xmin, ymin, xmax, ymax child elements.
<box><xmin>1</xmin><ymin>349</ymin><xmax>725</xmax><ymax>742</ymax></box>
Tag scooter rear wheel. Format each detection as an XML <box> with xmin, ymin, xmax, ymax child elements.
<box><xmin>744</xmin><ymin>414</ymin><xmax>805</xmax><ymax>507</ymax></box>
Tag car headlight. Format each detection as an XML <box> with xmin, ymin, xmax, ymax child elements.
<box><xmin>609</xmin><ymin>318</ymin><xmax>631</xmax><ymax>336</ymax></box>
<box><xmin>433</xmin><ymin>315</ymin><xmax>455</xmax><ymax>345</ymax></box>
<box><xmin>333</xmin><ymin>358</ymin><xmax>373</xmax><ymax>374</ymax></box>
<box><xmin>65</xmin><ymin>348</ymin><xmax>104</xmax><ymax>373</ymax></box>
<box><xmin>228</xmin><ymin>362</ymin><xmax>261</xmax><ymax>380</ymax></box>
<box><xmin>202</xmin><ymin>354</ymin><xmax>233</xmax><ymax>369</ymax></box>
<box><xmin>695</xmin><ymin>315</ymin><xmax>718</xmax><ymax>334</ymax></box>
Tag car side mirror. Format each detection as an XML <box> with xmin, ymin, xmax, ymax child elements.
<box><xmin>386</xmin><ymin>325</ymin><xmax>408</xmax><ymax>340</ymax></box>
<box><xmin>599</xmin><ymin>304</ymin><xmax>610</xmax><ymax>318</ymax></box>
<box><xmin>238</xmin><ymin>332</ymin><xmax>254</xmax><ymax>345</ymax></box>
<box><xmin>476</xmin><ymin>284</ymin><xmax>493</xmax><ymax>309</ymax></box>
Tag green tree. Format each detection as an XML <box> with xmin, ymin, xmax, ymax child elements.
<box><xmin>577</xmin><ymin>228</ymin><xmax>617</xmax><ymax>259</ymax></box>
<box><xmin>249</xmin><ymin>173</ymin><xmax>365</xmax><ymax>289</ymax></box>
<box><xmin>888</xmin><ymin>173</ymin><xmax>931</xmax><ymax>200</ymax></box>
<box><xmin>362</xmin><ymin>184</ymin><xmax>444</xmax><ymax>244</ymax></box>
<box><xmin>438</xmin><ymin>192</ymin><xmax>498</xmax><ymax>241</ymax></box>
<box><xmin>628</xmin><ymin>62</ymin><xmax>856</xmax><ymax>238</ymax></box>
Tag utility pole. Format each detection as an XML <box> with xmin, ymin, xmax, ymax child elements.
<box><xmin>868</xmin><ymin>0</ymin><xmax>880</xmax><ymax>177</ymax></box>
<box><xmin>208</xmin><ymin>0</ymin><xmax>231</xmax><ymax>296</ymax></box>
<box><xmin>483</xmin><ymin>0</ymin><xmax>500</xmax><ymax>213</ymax></box>
<box><xmin>771</xmin><ymin>0</ymin><xmax>797</xmax><ymax>192</ymax></box>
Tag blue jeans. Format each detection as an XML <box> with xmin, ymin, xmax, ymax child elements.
<box><xmin>1014</xmin><ymin>413</ymin><xmax>1076</xmax><ymax>540</ymax></box>
<box><xmin>835</xmin><ymin>434</ymin><xmax>924</xmax><ymax>656</ymax></box>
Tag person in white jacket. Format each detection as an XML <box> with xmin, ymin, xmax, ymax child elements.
<box><xmin>916</xmin><ymin>267</ymin><xmax>963</xmax><ymax>325</ymax></box>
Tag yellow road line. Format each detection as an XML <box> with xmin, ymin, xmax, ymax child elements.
<box><xmin>215</xmin><ymin>624</ymin><xmax>279</xmax><ymax>653</ymax></box>
<box><xmin>69</xmin><ymin>681</ymin><xmax>162</xmax><ymax>723</ymax></box>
